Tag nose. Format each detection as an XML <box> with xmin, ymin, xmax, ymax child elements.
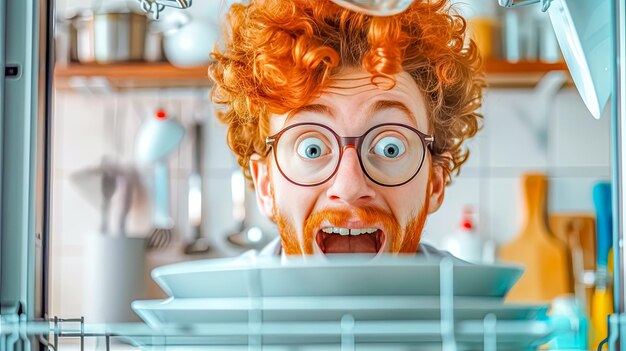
<box><xmin>326</xmin><ymin>147</ymin><xmax>376</xmax><ymax>204</ymax></box>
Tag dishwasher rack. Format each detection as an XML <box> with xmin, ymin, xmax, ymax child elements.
<box><xmin>1</xmin><ymin>259</ymin><xmax>564</xmax><ymax>351</ymax></box>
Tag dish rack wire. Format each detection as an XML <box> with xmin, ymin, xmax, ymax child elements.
<box><xmin>1</xmin><ymin>259</ymin><xmax>560</xmax><ymax>350</ymax></box>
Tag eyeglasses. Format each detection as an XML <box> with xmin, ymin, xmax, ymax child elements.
<box><xmin>265</xmin><ymin>123</ymin><xmax>434</xmax><ymax>187</ymax></box>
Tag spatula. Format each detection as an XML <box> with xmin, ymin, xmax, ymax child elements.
<box><xmin>498</xmin><ymin>173</ymin><xmax>571</xmax><ymax>302</ymax></box>
<box><xmin>591</xmin><ymin>182</ymin><xmax>613</xmax><ymax>349</ymax></box>
<box><xmin>550</xmin><ymin>213</ymin><xmax>596</xmax><ymax>315</ymax></box>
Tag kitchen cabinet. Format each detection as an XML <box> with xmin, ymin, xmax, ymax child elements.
<box><xmin>53</xmin><ymin>60</ymin><xmax>570</xmax><ymax>91</ymax></box>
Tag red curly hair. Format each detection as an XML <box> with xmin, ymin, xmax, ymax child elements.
<box><xmin>209</xmin><ymin>0</ymin><xmax>484</xmax><ymax>185</ymax></box>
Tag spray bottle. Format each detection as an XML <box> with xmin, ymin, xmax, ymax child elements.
<box><xmin>441</xmin><ymin>206</ymin><xmax>484</xmax><ymax>264</ymax></box>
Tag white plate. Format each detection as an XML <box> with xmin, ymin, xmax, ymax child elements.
<box><xmin>121</xmin><ymin>319</ymin><xmax>553</xmax><ymax>350</ymax></box>
<box><xmin>151</xmin><ymin>255</ymin><xmax>523</xmax><ymax>299</ymax></box>
<box><xmin>132</xmin><ymin>296</ymin><xmax>548</xmax><ymax>327</ymax></box>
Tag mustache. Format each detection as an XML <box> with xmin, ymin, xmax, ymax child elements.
<box><xmin>303</xmin><ymin>206</ymin><xmax>401</xmax><ymax>234</ymax></box>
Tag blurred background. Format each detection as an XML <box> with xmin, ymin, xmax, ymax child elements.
<box><xmin>49</xmin><ymin>0</ymin><xmax>610</xmax><ymax>327</ymax></box>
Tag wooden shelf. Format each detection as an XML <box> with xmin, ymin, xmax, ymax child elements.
<box><xmin>484</xmin><ymin>60</ymin><xmax>568</xmax><ymax>73</ymax></box>
<box><xmin>484</xmin><ymin>60</ymin><xmax>570</xmax><ymax>87</ymax></box>
<box><xmin>54</xmin><ymin>63</ymin><xmax>211</xmax><ymax>90</ymax></box>
<box><xmin>53</xmin><ymin>60</ymin><xmax>570</xmax><ymax>91</ymax></box>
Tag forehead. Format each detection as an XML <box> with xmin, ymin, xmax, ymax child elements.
<box><xmin>270</xmin><ymin>68</ymin><xmax>429</xmax><ymax>133</ymax></box>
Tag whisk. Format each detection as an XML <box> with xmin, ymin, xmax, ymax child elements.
<box><xmin>146</xmin><ymin>160</ymin><xmax>175</xmax><ymax>249</ymax></box>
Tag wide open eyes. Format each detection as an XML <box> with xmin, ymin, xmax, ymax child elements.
<box><xmin>296</xmin><ymin>136</ymin><xmax>332</xmax><ymax>159</ymax></box>
<box><xmin>372</xmin><ymin>136</ymin><xmax>406</xmax><ymax>159</ymax></box>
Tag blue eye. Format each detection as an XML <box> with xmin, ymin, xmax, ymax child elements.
<box><xmin>373</xmin><ymin>137</ymin><xmax>405</xmax><ymax>158</ymax></box>
<box><xmin>297</xmin><ymin>137</ymin><xmax>329</xmax><ymax>159</ymax></box>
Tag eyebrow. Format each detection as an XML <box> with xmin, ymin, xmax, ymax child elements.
<box><xmin>367</xmin><ymin>100</ymin><xmax>417</xmax><ymax>122</ymax></box>
<box><xmin>285</xmin><ymin>100</ymin><xmax>417</xmax><ymax>123</ymax></box>
<box><xmin>286</xmin><ymin>104</ymin><xmax>334</xmax><ymax>121</ymax></box>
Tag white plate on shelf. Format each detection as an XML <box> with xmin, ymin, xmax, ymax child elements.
<box><xmin>151</xmin><ymin>255</ymin><xmax>523</xmax><ymax>299</ymax></box>
<box><xmin>132</xmin><ymin>296</ymin><xmax>548</xmax><ymax>327</ymax></box>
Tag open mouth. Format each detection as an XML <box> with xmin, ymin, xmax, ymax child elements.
<box><xmin>315</xmin><ymin>227</ymin><xmax>385</xmax><ymax>254</ymax></box>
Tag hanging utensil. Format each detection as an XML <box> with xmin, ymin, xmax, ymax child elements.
<box><xmin>135</xmin><ymin>108</ymin><xmax>185</xmax><ymax>250</ymax></box>
<box><xmin>226</xmin><ymin>169</ymin><xmax>267</xmax><ymax>250</ymax></box>
<box><xmin>184</xmin><ymin>122</ymin><xmax>211</xmax><ymax>255</ymax></box>
<box><xmin>146</xmin><ymin>160</ymin><xmax>175</xmax><ymax>248</ymax></box>
<box><xmin>550</xmin><ymin>213</ymin><xmax>597</xmax><ymax>317</ymax></box>
<box><xmin>591</xmin><ymin>182</ymin><xmax>614</xmax><ymax>349</ymax></box>
<box><xmin>116</xmin><ymin>167</ymin><xmax>139</xmax><ymax>237</ymax></box>
<box><xmin>71</xmin><ymin>158</ymin><xmax>121</xmax><ymax>235</ymax></box>
<box><xmin>135</xmin><ymin>0</ymin><xmax>192</xmax><ymax>20</ymax></box>
<box><xmin>100</xmin><ymin>157</ymin><xmax>118</xmax><ymax>234</ymax></box>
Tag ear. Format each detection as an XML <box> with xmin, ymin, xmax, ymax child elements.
<box><xmin>427</xmin><ymin>153</ymin><xmax>449</xmax><ymax>214</ymax></box>
<box><xmin>249</xmin><ymin>154</ymin><xmax>275</xmax><ymax>220</ymax></box>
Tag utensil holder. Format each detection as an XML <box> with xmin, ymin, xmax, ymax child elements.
<box><xmin>83</xmin><ymin>233</ymin><xmax>146</xmax><ymax>323</ymax></box>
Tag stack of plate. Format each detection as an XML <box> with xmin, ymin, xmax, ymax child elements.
<box><xmin>131</xmin><ymin>255</ymin><xmax>553</xmax><ymax>350</ymax></box>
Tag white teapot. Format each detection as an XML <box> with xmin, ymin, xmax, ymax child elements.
<box><xmin>158</xmin><ymin>11</ymin><xmax>219</xmax><ymax>67</ymax></box>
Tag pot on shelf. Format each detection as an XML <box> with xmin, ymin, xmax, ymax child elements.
<box><xmin>94</xmin><ymin>11</ymin><xmax>148</xmax><ymax>63</ymax></box>
<box><xmin>71</xmin><ymin>10</ymin><xmax>96</xmax><ymax>64</ymax></box>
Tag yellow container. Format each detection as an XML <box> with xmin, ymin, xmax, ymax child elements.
<box><xmin>468</xmin><ymin>17</ymin><xmax>500</xmax><ymax>60</ymax></box>
<box><xmin>591</xmin><ymin>287</ymin><xmax>613</xmax><ymax>350</ymax></box>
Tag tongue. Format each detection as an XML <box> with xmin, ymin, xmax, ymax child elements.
<box><xmin>321</xmin><ymin>232</ymin><xmax>378</xmax><ymax>254</ymax></box>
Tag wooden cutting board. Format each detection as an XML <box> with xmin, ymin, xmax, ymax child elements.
<box><xmin>549</xmin><ymin>214</ymin><xmax>596</xmax><ymax>273</ymax></box>
<box><xmin>498</xmin><ymin>173</ymin><xmax>572</xmax><ymax>302</ymax></box>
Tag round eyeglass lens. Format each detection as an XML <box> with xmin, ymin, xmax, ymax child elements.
<box><xmin>274</xmin><ymin>124</ymin><xmax>340</xmax><ymax>185</ymax></box>
<box><xmin>361</xmin><ymin>125</ymin><xmax>425</xmax><ymax>185</ymax></box>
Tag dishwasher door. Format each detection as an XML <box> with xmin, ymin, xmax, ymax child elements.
<box><xmin>0</xmin><ymin>0</ymin><xmax>53</xmax><ymax>329</ymax></box>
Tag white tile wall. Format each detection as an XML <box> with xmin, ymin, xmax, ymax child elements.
<box><xmin>482</xmin><ymin>89</ymin><xmax>549</xmax><ymax>170</ymax></box>
<box><xmin>549</xmin><ymin>90</ymin><xmax>611</xmax><ymax>169</ymax></box>
<box><xmin>485</xmin><ymin>177</ymin><xmax>522</xmax><ymax>244</ymax></box>
<box><xmin>50</xmin><ymin>84</ymin><xmax>612</xmax><ymax>318</ymax></box>
<box><xmin>550</xmin><ymin>176</ymin><xmax>609</xmax><ymax>212</ymax></box>
<box><xmin>425</xmin><ymin>88</ymin><xmax>611</xmax><ymax>247</ymax></box>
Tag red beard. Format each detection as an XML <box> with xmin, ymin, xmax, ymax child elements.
<box><xmin>272</xmin><ymin>178</ymin><xmax>431</xmax><ymax>255</ymax></box>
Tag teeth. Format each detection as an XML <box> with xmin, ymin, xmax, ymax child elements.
<box><xmin>321</xmin><ymin>227</ymin><xmax>378</xmax><ymax>236</ymax></box>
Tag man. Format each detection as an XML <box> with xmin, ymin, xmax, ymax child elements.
<box><xmin>209</xmin><ymin>0</ymin><xmax>484</xmax><ymax>256</ymax></box>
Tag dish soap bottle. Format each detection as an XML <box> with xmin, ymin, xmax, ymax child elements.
<box><xmin>442</xmin><ymin>206</ymin><xmax>483</xmax><ymax>263</ymax></box>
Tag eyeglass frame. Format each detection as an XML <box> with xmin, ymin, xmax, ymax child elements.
<box><xmin>265</xmin><ymin>122</ymin><xmax>435</xmax><ymax>187</ymax></box>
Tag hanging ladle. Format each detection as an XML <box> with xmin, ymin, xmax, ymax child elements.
<box><xmin>184</xmin><ymin>122</ymin><xmax>212</xmax><ymax>255</ymax></box>
<box><xmin>226</xmin><ymin>169</ymin><xmax>267</xmax><ymax>249</ymax></box>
